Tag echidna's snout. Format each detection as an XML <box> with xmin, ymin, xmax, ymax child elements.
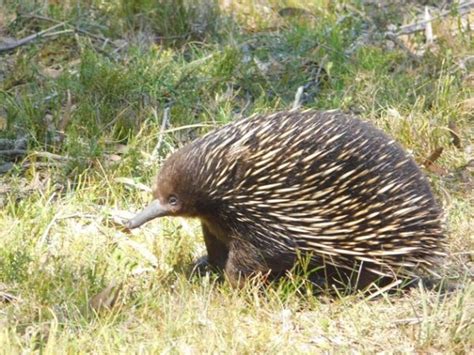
<box><xmin>127</xmin><ymin>199</ymin><xmax>168</xmax><ymax>229</ymax></box>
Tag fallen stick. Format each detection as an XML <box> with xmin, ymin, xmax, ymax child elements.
<box><xmin>30</xmin><ymin>151</ymin><xmax>71</xmax><ymax>161</ymax></box>
<box><xmin>424</xmin><ymin>6</ymin><xmax>434</xmax><ymax>45</ymax></box>
<box><xmin>0</xmin><ymin>149</ymin><xmax>72</xmax><ymax>161</ymax></box>
<box><xmin>0</xmin><ymin>149</ymin><xmax>27</xmax><ymax>157</ymax></box>
<box><xmin>20</xmin><ymin>13</ymin><xmax>118</xmax><ymax>45</ymax></box>
<box><xmin>0</xmin><ymin>22</ymin><xmax>65</xmax><ymax>53</ymax></box>
<box><xmin>161</xmin><ymin>123</ymin><xmax>216</xmax><ymax>134</ymax></box>
<box><xmin>397</xmin><ymin>1</ymin><xmax>474</xmax><ymax>36</ymax></box>
<box><xmin>292</xmin><ymin>86</ymin><xmax>305</xmax><ymax>110</ymax></box>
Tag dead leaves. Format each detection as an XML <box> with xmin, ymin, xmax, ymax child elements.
<box><xmin>89</xmin><ymin>281</ymin><xmax>123</xmax><ymax>313</ymax></box>
<box><xmin>39</xmin><ymin>65</ymin><xmax>63</xmax><ymax>80</ymax></box>
<box><xmin>448</xmin><ymin>121</ymin><xmax>462</xmax><ymax>149</ymax></box>
<box><xmin>422</xmin><ymin>147</ymin><xmax>448</xmax><ymax>176</ymax></box>
<box><xmin>0</xmin><ymin>284</ymin><xmax>18</xmax><ymax>304</ymax></box>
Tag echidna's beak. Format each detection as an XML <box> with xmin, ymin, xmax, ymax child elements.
<box><xmin>126</xmin><ymin>199</ymin><xmax>168</xmax><ymax>229</ymax></box>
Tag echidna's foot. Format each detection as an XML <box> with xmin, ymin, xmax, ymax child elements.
<box><xmin>190</xmin><ymin>255</ymin><xmax>223</xmax><ymax>277</ymax></box>
<box><xmin>224</xmin><ymin>261</ymin><xmax>249</xmax><ymax>289</ymax></box>
<box><xmin>224</xmin><ymin>269</ymin><xmax>272</xmax><ymax>289</ymax></box>
<box><xmin>190</xmin><ymin>255</ymin><xmax>210</xmax><ymax>277</ymax></box>
<box><xmin>224</xmin><ymin>240</ymin><xmax>272</xmax><ymax>288</ymax></box>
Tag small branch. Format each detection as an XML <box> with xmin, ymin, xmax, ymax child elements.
<box><xmin>0</xmin><ymin>150</ymin><xmax>69</xmax><ymax>174</ymax></box>
<box><xmin>422</xmin><ymin>147</ymin><xmax>447</xmax><ymax>175</ymax></box>
<box><xmin>41</xmin><ymin>29</ymin><xmax>75</xmax><ymax>38</ymax></box>
<box><xmin>423</xmin><ymin>147</ymin><xmax>444</xmax><ymax>167</ymax></box>
<box><xmin>30</xmin><ymin>151</ymin><xmax>71</xmax><ymax>161</ymax></box>
<box><xmin>0</xmin><ymin>149</ymin><xmax>69</xmax><ymax>161</ymax></box>
<box><xmin>424</xmin><ymin>7</ymin><xmax>434</xmax><ymax>46</ymax></box>
<box><xmin>111</xmin><ymin>40</ymin><xmax>129</xmax><ymax>55</ymax></box>
<box><xmin>161</xmin><ymin>123</ymin><xmax>216</xmax><ymax>134</ymax></box>
<box><xmin>392</xmin><ymin>318</ymin><xmax>422</xmax><ymax>325</ymax></box>
<box><xmin>365</xmin><ymin>279</ymin><xmax>403</xmax><ymax>301</ymax></box>
<box><xmin>20</xmin><ymin>161</ymin><xmax>67</xmax><ymax>170</ymax></box>
<box><xmin>397</xmin><ymin>1</ymin><xmax>474</xmax><ymax>36</ymax></box>
<box><xmin>448</xmin><ymin>120</ymin><xmax>462</xmax><ymax>149</ymax></box>
<box><xmin>0</xmin><ymin>22</ymin><xmax>65</xmax><ymax>53</ymax></box>
<box><xmin>20</xmin><ymin>13</ymin><xmax>118</xmax><ymax>46</ymax></box>
<box><xmin>0</xmin><ymin>291</ymin><xmax>18</xmax><ymax>304</ymax></box>
<box><xmin>0</xmin><ymin>149</ymin><xmax>71</xmax><ymax>161</ymax></box>
<box><xmin>292</xmin><ymin>86</ymin><xmax>305</xmax><ymax>110</ymax></box>
<box><xmin>293</xmin><ymin>57</ymin><xmax>328</xmax><ymax>109</ymax></box>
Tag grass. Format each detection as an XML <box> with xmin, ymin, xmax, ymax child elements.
<box><xmin>0</xmin><ymin>0</ymin><xmax>473</xmax><ymax>353</ymax></box>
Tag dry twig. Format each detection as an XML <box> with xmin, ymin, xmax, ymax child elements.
<box><xmin>424</xmin><ymin>6</ymin><xmax>434</xmax><ymax>45</ymax></box>
<box><xmin>448</xmin><ymin>121</ymin><xmax>462</xmax><ymax>149</ymax></box>
<box><xmin>397</xmin><ymin>1</ymin><xmax>474</xmax><ymax>36</ymax></box>
<box><xmin>292</xmin><ymin>86</ymin><xmax>305</xmax><ymax>110</ymax></box>
<box><xmin>20</xmin><ymin>13</ymin><xmax>114</xmax><ymax>44</ymax></box>
<box><xmin>365</xmin><ymin>279</ymin><xmax>403</xmax><ymax>301</ymax></box>
<box><xmin>0</xmin><ymin>22</ymin><xmax>65</xmax><ymax>53</ymax></box>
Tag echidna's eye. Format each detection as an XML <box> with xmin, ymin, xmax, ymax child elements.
<box><xmin>168</xmin><ymin>195</ymin><xmax>178</xmax><ymax>206</ymax></box>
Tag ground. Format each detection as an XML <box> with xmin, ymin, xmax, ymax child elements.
<box><xmin>0</xmin><ymin>0</ymin><xmax>473</xmax><ymax>353</ymax></box>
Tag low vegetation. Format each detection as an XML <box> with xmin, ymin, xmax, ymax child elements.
<box><xmin>0</xmin><ymin>0</ymin><xmax>472</xmax><ymax>352</ymax></box>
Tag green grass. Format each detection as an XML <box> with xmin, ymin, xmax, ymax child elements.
<box><xmin>0</xmin><ymin>0</ymin><xmax>473</xmax><ymax>352</ymax></box>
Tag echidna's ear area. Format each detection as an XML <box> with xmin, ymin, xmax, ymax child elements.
<box><xmin>158</xmin><ymin>142</ymin><xmax>237</xmax><ymax>217</ymax></box>
<box><xmin>169</xmin><ymin>109</ymin><xmax>445</xmax><ymax>277</ymax></box>
<box><xmin>151</xmin><ymin>147</ymin><xmax>206</xmax><ymax>216</ymax></box>
<box><xmin>153</xmin><ymin>152</ymin><xmax>179</xmax><ymax>200</ymax></box>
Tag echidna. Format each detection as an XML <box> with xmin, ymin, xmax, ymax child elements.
<box><xmin>127</xmin><ymin>110</ymin><xmax>445</xmax><ymax>289</ymax></box>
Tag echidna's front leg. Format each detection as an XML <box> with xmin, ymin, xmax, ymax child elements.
<box><xmin>200</xmin><ymin>223</ymin><xmax>229</xmax><ymax>270</ymax></box>
<box><xmin>224</xmin><ymin>239</ymin><xmax>271</xmax><ymax>288</ymax></box>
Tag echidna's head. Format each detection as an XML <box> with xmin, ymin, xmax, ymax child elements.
<box><xmin>126</xmin><ymin>148</ymin><xmax>205</xmax><ymax>229</ymax></box>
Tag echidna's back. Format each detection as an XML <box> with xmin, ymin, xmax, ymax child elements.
<box><xmin>192</xmin><ymin>110</ymin><xmax>444</xmax><ymax>278</ymax></box>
